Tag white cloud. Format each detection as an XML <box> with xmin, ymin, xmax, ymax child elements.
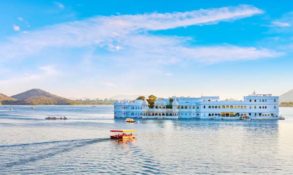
<box><xmin>0</xmin><ymin>5</ymin><xmax>270</xmax><ymax>63</ymax></box>
<box><xmin>0</xmin><ymin>65</ymin><xmax>59</xmax><ymax>86</ymax></box>
<box><xmin>272</xmin><ymin>21</ymin><xmax>290</xmax><ymax>28</ymax></box>
<box><xmin>12</xmin><ymin>25</ymin><xmax>20</xmax><ymax>32</ymax></box>
<box><xmin>116</xmin><ymin>4</ymin><xmax>263</xmax><ymax>31</ymax></box>
<box><xmin>0</xmin><ymin>4</ymin><xmax>281</xmax><ymax>97</ymax></box>
<box><xmin>17</xmin><ymin>17</ymin><xmax>24</xmax><ymax>22</ymax></box>
<box><xmin>39</xmin><ymin>65</ymin><xmax>59</xmax><ymax>76</ymax></box>
<box><xmin>181</xmin><ymin>46</ymin><xmax>281</xmax><ymax>63</ymax></box>
<box><xmin>54</xmin><ymin>2</ymin><xmax>65</xmax><ymax>10</ymax></box>
<box><xmin>100</xmin><ymin>81</ymin><xmax>117</xmax><ymax>88</ymax></box>
<box><xmin>164</xmin><ymin>72</ymin><xmax>173</xmax><ymax>77</ymax></box>
<box><xmin>113</xmin><ymin>35</ymin><xmax>280</xmax><ymax>64</ymax></box>
<box><xmin>0</xmin><ymin>5</ymin><xmax>287</xmax><ymax>98</ymax></box>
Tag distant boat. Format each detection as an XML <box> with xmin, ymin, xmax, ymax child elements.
<box><xmin>240</xmin><ymin>115</ymin><xmax>250</xmax><ymax>120</ymax></box>
<box><xmin>45</xmin><ymin>115</ymin><xmax>67</xmax><ymax>120</ymax></box>
<box><xmin>125</xmin><ymin>118</ymin><xmax>136</xmax><ymax>123</ymax></box>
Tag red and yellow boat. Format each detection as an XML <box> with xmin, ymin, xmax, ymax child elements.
<box><xmin>110</xmin><ymin>129</ymin><xmax>136</xmax><ymax>141</ymax></box>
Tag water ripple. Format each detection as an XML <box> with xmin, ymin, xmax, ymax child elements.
<box><xmin>0</xmin><ymin>138</ymin><xmax>109</xmax><ymax>169</ymax></box>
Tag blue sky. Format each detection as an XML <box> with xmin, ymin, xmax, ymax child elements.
<box><xmin>0</xmin><ymin>0</ymin><xmax>293</xmax><ymax>99</ymax></box>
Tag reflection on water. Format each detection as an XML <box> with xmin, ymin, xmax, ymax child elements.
<box><xmin>0</xmin><ymin>106</ymin><xmax>293</xmax><ymax>174</ymax></box>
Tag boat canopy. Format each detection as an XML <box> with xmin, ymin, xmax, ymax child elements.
<box><xmin>110</xmin><ymin>129</ymin><xmax>136</xmax><ymax>133</ymax></box>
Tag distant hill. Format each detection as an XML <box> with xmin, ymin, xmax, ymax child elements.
<box><xmin>280</xmin><ymin>89</ymin><xmax>293</xmax><ymax>102</ymax></box>
<box><xmin>5</xmin><ymin>89</ymin><xmax>75</xmax><ymax>105</ymax></box>
<box><xmin>0</xmin><ymin>93</ymin><xmax>15</xmax><ymax>104</ymax></box>
<box><xmin>0</xmin><ymin>89</ymin><xmax>115</xmax><ymax>105</ymax></box>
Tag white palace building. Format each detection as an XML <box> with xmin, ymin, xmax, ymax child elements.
<box><xmin>114</xmin><ymin>92</ymin><xmax>279</xmax><ymax>120</ymax></box>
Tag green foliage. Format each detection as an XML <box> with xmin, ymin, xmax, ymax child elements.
<box><xmin>147</xmin><ymin>95</ymin><xmax>157</xmax><ymax>108</ymax></box>
<box><xmin>166</xmin><ymin>98</ymin><xmax>173</xmax><ymax>109</ymax></box>
<box><xmin>166</xmin><ymin>104</ymin><xmax>172</xmax><ymax>109</ymax></box>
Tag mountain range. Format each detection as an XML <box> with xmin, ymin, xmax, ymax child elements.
<box><xmin>1</xmin><ymin>89</ymin><xmax>75</xmax><ymax>105</ymax></box>
<box><xmin>280</xmin><ymin>89</ymin><xmax>293</xmax><ymax>102</ymax></box>
<box><xmin>0</xmin><ymin>93</ymin><xmax>15</xmax><ymax>103</ymax></box>
<box><xmin>0</xmin><ymin>89</ymin><xmax>116</xmax><ymax>105</ymax></box>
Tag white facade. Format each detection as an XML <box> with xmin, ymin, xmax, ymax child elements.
<box><xmin>114</xmin><ymin>93</ymin><xmax>279</xmax><ymax>120</ymax></box>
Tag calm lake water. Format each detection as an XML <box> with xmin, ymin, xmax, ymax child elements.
<box><xmin>0</xmin><ymin>105</ymin><xmax>293</xmax><ymax>175</ymax></box>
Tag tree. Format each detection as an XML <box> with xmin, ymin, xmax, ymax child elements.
<box><xmin>147</xmin><ymin>95</ymin><xmax>157</xmax><ymax>108</ymax></box>
<box><xmin>136</xmin><ymin>96</ymin><xmax>146</xmax><ymax>101</ymax></box>
<box><xmin>166</xmin><ymin>98</ymin><xmax>173</xmax><ymax>109</ymax></box>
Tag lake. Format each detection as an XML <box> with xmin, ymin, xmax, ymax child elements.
<box><xmin>0</xmin><ymin>105</ymin><xmax>293</xmax><ymax>174</ymax></box>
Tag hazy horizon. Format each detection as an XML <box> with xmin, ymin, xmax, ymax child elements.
<box><xmin>0</xmin><ymin>88</ymin><xmax>286</xmax><ymax>100</ymax></box>
<box><xmin>1</xmin><ymin>1</ymin><xmax>293</xmax><ymax>99</ymax></box>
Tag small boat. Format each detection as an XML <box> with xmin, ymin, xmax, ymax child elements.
<box><xmin>240</xmin><ymin>115</ymin><xmax>250</xmax><ymax>120</ymax></box>
<box><xmin>45</xmin><ymin>115</ymin><xmax>67</xmax><ymax>120</ymax></box>
<box><xmin>110</xmin><ymin>129</ymin><xmax>136</xmax><ymax>141</ymax></box>
<box><xmin>125</xmin><ymin>118</ymin><xmax>136</xmax><ymax>123</ymax></box>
